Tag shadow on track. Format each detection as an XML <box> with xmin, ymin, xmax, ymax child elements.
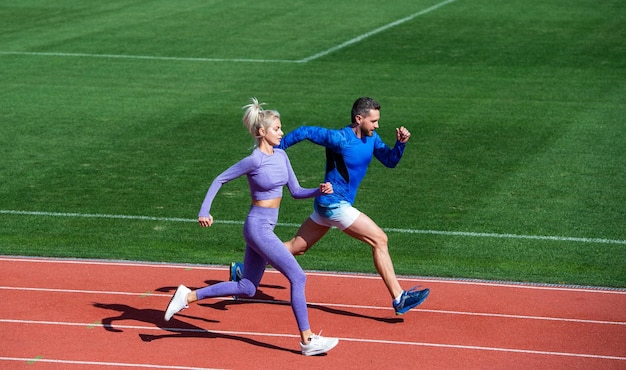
<box><xmin>204</xmin><ymin>298</ymin><xmax>403</xmax><ymax>324</ymax></box>
<box><xmin>157</xmin><ymin>282</ymin><xmax>403</xmax><ymax>324</ymax></box>
<box><xmin>92</xmin><ymin>302</ymin><xmax>299</xmax><ymax>355</ymax></box>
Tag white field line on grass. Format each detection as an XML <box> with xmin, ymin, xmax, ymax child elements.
<box><xmin>1</xmin><ymin>209</ymin><xmax>625</xmax><ymax>245</ymax></box>
<box><xmin>0</xmin><ymin>0</ymin><xmax>455</xmax><ymax>64</ymax></box>
<box><xmin>1</xmin><ymin>319</ymin><xmax>625</xmax><ymax>362</ymax></box>
<box><xmin>299</xmin><ymin>0</ymin><xmax>457</xmax><ymax>62</ymax></box>
<box><xmin>0</xmin><ymin>50</ymin><xmax>295</xmax><ymax>64</ymax></box>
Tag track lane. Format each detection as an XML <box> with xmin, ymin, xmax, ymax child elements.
<box><xmin>1</xmin><ymin>257</ymin><xmax>624</xmax><ymax>369</ymax></box>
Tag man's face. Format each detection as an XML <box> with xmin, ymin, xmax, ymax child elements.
<box><xmin>356</xmin><ymin>109</ymin><xmax>380</xmax><ymax>136</ymax></box>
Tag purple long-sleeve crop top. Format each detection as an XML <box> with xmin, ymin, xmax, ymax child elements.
<box><xmin>198</xmin><ymin>148</ymin><xmax>321</xmax><ymax>218</ymax></box>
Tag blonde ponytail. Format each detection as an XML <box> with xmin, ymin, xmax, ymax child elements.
<box><xmin>242</xmin><ymin>98</ymin><xmax>280</xmax><ymax>146</ymax></box>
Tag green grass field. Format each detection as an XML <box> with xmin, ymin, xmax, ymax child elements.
<box><xmin>1</xmin><ymin>0</ymin><xmax>624</xmax><ymax>287</ymax></box>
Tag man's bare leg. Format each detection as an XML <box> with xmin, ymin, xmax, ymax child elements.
<box><xmin>342</xmin><ymin>213</ymin><xmax>404</xmax><ymax>299</ymax></box>
<box><xmin>284</xmin><ymin>217</ymin><xmax>331</xmax><ymax>255</ymax></box>
<box><xmin>285</xmin><ymin>214</ymin><xmax>403</xmax><ymax>298</ymax></box>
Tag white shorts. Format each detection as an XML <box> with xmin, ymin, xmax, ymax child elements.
<box><xmin>310</xmin><ymin>201</ymin><xmax>361</xmax><ymax>230</ymax></box>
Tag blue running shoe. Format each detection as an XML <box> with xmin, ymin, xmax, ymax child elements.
<box><xmin>229</xmin><ymin>262</ymin><xmax>243</xmax><ymax>300</ymax></box>
<box><xmin>230</xmin><ymin>262</ymin><xmax>243</xmax><ymax>282</ymax></box>
<box><xmin>393</xmin><ymin>286</ymin><xmax>430</xmax><ymax>315</ymax></box>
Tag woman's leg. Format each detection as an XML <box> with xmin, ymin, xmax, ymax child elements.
<box><xmin>255</xmin><ymin>234</ymin><xmax>310</xmax><ymax>333</ymax></box>
<box><xmin>193</xmin><ymin>245</ymin><xmax>265</xmax><ymax>301</ymax></box>
<box><xmin>193</xmin><ymin>210</ymin><xmax>270</xmax><ymax>301</ymax></box>
<box><xmin>243</xmin><ymin>207</ymin><xmax>311</xmax><ymax>341</ymax></box>
<box><xmin>266</xmin><ymin>247</ymin><xmax>314</xmax><ymax>343</ymax></box>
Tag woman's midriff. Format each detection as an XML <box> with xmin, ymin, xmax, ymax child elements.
<box><xmin>252</xmin><ymin>198</ymin><xmax>281</xmax><ymax>208</ymax></box>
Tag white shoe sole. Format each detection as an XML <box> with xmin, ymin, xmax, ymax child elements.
<box><xmin>164</xmin><ymin>285</ymin><xmax>190</xmax><ymax>321</ymax></box>
<box><xmin>301</xmin><ymin>338</ymin><xmax>339</xmax><ymax>356</ymax></box>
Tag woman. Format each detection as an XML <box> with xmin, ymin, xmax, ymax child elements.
<box><xmin>164</xmin><ymin>98</ymin><xmax>339</xmax><ymax>356</ymax></box>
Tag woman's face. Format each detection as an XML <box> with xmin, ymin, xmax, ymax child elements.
<box><xmin>263</xmin><ymin>117</ymin><xmax>284</xmax><ymax>147</ymax></box>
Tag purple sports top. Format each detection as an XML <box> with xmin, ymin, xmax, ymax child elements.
<box><xmin>198</xmin><ymin>148</ymin><xmax>321</xmax><ymax>218</ymax></box>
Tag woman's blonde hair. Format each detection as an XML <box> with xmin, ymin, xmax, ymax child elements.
<box><xmin>242</xmin><ymin>98</ymin><xmax>280</xmax><ymax>146</ymax></box>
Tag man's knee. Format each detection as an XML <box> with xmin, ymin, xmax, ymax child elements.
<box><xmin>285</xmin><ymin>237</ymin><xmax>307</xmax><ymax>256</ymax></box>
<box><xmin>369</xmin><ymin>231</ymin><xmax>389</xmax><ymax>251</ymax></box>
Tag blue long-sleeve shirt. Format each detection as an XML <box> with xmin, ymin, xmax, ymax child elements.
<box><xmin>277</xmin><ymin>125</ymin><xmax>405</xmax><ymax>205</ymax></box>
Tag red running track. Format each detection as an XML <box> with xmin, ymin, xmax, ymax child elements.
<box><xmin>0</xmin><ymin>256</ymin><xmax>624</xmax><ymax>369</ymax></box>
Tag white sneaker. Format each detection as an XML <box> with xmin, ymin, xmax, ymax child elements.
<box><xmin>164</xmin><ymin>285</ymin><xmax>191</xmax><ymax>321</ymax></box>
<box><xmin>300</xmin><ymin>334</ymin><xmax>339</xmax><ymax>356</ymax></box>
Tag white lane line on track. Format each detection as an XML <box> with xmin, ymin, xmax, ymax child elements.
<box><xmin>2</xmin><ymin>209</ymin><xmax>625</xmax><ymax>245</ymax></box>
<box><xmin>0</xmin><ymin>356</ymin><xmax>222</xmax><ymax>370</ymax></box>
<box><xmin>1</xmin><ymin>286</ymin><xmax>623</xmax><ymax>326</ymax></box>
<box><xmin>1</xmin><ymin>319</ymin><xmax>624</xmax><ymax>362</ymax></box>
<box><xmin>1</xmin><ymin>256</ymin><xmax>624</xmax><ymax>294</ymax></box>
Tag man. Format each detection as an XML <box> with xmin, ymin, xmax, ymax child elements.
<box><xmin>232</xmin><ymin>97</ymin><xmax>429</xmax><ymax>315</ymax></box>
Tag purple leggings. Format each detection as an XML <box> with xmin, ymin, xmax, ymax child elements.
<box><xmin>196</xmin><ymin>206</ymin><xmax>310</xmax><ymax>331</ymax></box>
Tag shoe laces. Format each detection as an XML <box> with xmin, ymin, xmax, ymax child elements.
<box><xmin>308</xmin><ymin>330</ymin><xmax>324</xmax><ymax>343</ymax></box>
<box><xmin>406</xmin><ymin>286</ymin><xmax>425</xmax><ymax>295</ymax></box>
